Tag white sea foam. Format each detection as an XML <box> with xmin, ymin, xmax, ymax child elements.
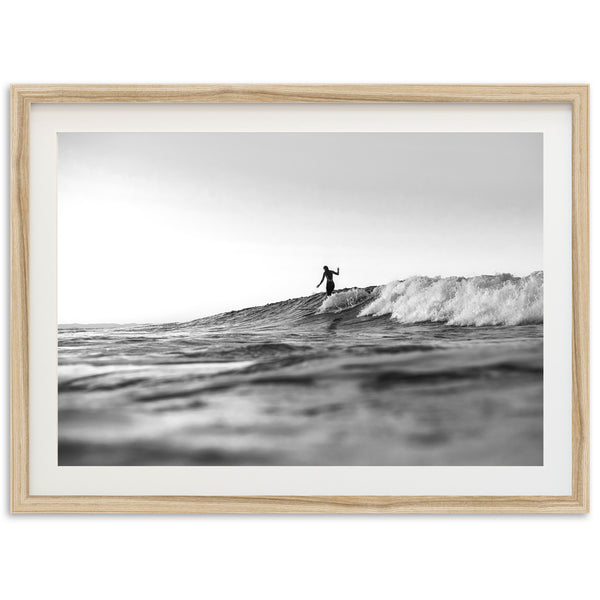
<box><xmin>358</xmin><ymin>272</ymin><xmax>543</xmax><ymax>326</ymax></box>
<box><xmin>318</xmin><ymin>287</ymin><xmax>372</xmax><ymax>313</ymax></box>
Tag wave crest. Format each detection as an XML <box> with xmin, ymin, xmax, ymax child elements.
<box><xmin>358</xmin><ymin>272</ymin><xmax>543</xmax><ymax>326</ymax></box>
<box><xmin>319</xmin><ymin>288</ymin><xmax>372</xmax><ymax>313</ymax></box>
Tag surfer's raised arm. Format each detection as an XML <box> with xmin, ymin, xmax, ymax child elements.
<box><xmin>334</xmin><ymin>268</ymin><xmax>340</xmax><ymax>275</ymax></box>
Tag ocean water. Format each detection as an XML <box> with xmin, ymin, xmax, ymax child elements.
<box><xmin>58</xmin><ymin>272</ymin><xmax>543</xmax><ymax>466</ymax></box>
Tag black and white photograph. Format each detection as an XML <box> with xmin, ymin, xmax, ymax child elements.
<box><xmin>58</xmin><ymin>131</ymin><xmax>543</xmax><ymax>466</ymax></box>
<box><xmin>5</xmin><ymin>0</ymin><xmax>598</xmax><ymax>594</ymax></box>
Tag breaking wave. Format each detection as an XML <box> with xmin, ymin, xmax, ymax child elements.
<box><xmin>186</xmin><ymin>272</ymin><xmax>543</xmax><ymax>330</ymax></box>
<box><xmin>358</xmin><ymin>272</ymin><xmax>543</xmax><ymax>326</ymax></box>
<box><xmin>318</xmin><ymin>287</ymin><xmax>372</xmax><ymax>313</ymax></box>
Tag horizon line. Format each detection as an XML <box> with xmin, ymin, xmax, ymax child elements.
<box><xmin>58</xmin><ymin>270</ymin><xmax>543</xmax><ymax>327</ymax></box>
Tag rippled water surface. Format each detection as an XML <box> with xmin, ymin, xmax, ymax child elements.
<box><xmin>59</xmin><ymin>284</ymin><xmax>543</xmax><ymax>466</ymax></box>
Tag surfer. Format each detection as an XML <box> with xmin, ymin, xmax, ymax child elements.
<box><xmin>317</xmin><ymin>266</ymin><xmax>340</xmax><ymax>296</ymax></box>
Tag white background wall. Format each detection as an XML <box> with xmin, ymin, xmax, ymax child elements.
<box><xmin>1</xmin><ymin>1</ymin><xmax>596</xmax><ymax>598</ymax></box>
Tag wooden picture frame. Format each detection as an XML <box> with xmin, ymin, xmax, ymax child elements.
<box><xmin>11</xmin><ymin>84</ymin><xmax>589</xmax><ymax>513</ymax></box>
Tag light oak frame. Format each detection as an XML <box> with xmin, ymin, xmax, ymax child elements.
<box><xmin>10</xmin><ymin>85</ymin><xmax>589</xmax><ymax>513</ymax></box>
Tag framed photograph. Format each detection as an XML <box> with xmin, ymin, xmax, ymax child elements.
<box><xmin>11</xmin><ymin>85</ymin><xmax>589</xmax><ymax>513</ymax></box>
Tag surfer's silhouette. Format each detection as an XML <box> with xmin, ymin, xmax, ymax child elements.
<box><xmin>317</xmin><ymin>266</ymin><xmax>340</xmax><ymax>296</ymax></box>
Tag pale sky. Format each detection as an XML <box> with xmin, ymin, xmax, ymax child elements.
<box><xmin>58</xmin><ymin>132</ymin><xmax>542</xmax><ymax>323</ymax></box>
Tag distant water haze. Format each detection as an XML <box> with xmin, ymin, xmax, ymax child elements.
<box><xmin>58</xmin><ymin>132</ymin><xmax>542</xmax><ymax>323</ymax></box>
